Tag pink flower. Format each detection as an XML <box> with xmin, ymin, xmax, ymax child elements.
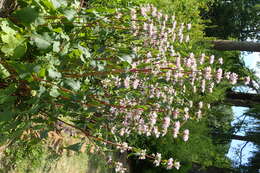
<box><xmin>225</xmin><ymin>72</ymin><xmax>231</xmax><ymax>80</ymax></box>
<box><xmin>183</xmin><ymin>129</ymin><xmax>189</xmax><ymax>142</ymax></box>
<box><xmin>115</xmin><ymin>12</ymin><xmax>122</xmax><ymax>19</ymax></box>
<box><xmin>174</xmin><ymin>161</ymin><xmax>181</xmax><ymax>170</ymax></box>
<box><xmin>189</xmin><ymin>101</ymin><xmax>193</xmax><ymax>108</ymax></box>
<box><xmin>166</xmin><ymin>158</ymin><xmax>173</xmax><ymax>169</ymax></box>
<box><xmin>152</xmin><ymin>6</ymin><xmax>157</xmax><ymax>17</ymax></box>
<box><xmin>197</xmin><ymin>110</ymin><xmax>202</xmax><ymax>119</ymax></box>
<box><xmin>164</xmin><ymin>14</ymin><xmax>169</xmax><ymax>21</ymax></box>
<box><xmin>115</xmin><ymin>162</ymin><xmax>127</xmax><ymax>173</ymax></box>
<box><xmin>124</xmin><ymin>77</ymin><xmax>130</xmax><ymax>88</ymax></box>
<box><xmin>210</xmin><ymin>55</ymin><xmax>215</xmax><ymax>64</ymax></box>
<box><xmin>198</xmin><ymin>101</ymin><xmax>203</xmax><ymax>109</ymax></box>
<box><xmin>173</xmin><ymin>121</ymin><xmax>180</xmax><ymax>138</ymax></box>
<box><xmin>179</xmin><ymin>34</ymin><xmax>183</xmax><ymax>43</ymax></box>
<box><xmin>138</xmin><ymin>149</ymin><xmax>146</xmax><ymax>160</ymax></box>
<box><xmin>187</xmin><ymin>23</ymin><xmax>192</xmax><ymax>30</ymax></box>
<box><xmin>153</xmin><ymin>153</ymin><xmax>162</xmax><ymax>166</ymax></box>
<box><xmin>204</xmin><ymin>66</ymin><xmax>212</xmax><ymax>80</ymax></box>
<box><xmin>143</xmin><ymin>22</ymin><xmax>148</xmax><ymax>31</ymax></box>
<box><xmin>163</xmin><ymin>116</ymin><xmax>171</xmax><ymax>129</ymax></box>
<box><xmin>131</xmin><ymin>9</ymin><xmax>137</xmax><ymax>20</ymax></box>
<box><xmin>185</xmin><ymin>35</ymin><xmax>190</xmax><ymax>42</ymax></box>
<box><xmin>216</xmin><ymin>68</ymin><xmax>223</xmax><ymax>83</ymax></box>
<box><xmin>153</xmin><ymin>126</ymin><xmax>160</xmax><ymax>138</ymax></box>
<box><xmin>193</xmin><ymin>86</ymin><xmax>197</xmax><ymax>93</ymax></box>
<box><xmin>140</xmin><ymin>7</ymin><xmax>147</xmax><ymax>17</ymax></box>
<box><xmin>209</xmin><ymin>82</ymin><xmax>214</xmax><ymax>93</ymax></box>
<box><xmin>133</xmin><ymin>79</ymin><xmax>139</xmax><ymax>89</ymax></box>
<box><xmin>230</xmin><ymin>72</ymin><xmax>238</xmax><ymax>85</ymax></box>
<box><xmin>157</xmin><ymin>12</ymin><xmax>162</xmax><ymax>20</ymax></box>
<box><xmin>218</xmin><ymin>57</ymin><xmax>223</xmax><ymax>64</ymax></box>
<box><xmin>173</xmin><ymin>109</ymin><xmax>179</xmax><ymax>119</ymax></box>
<box><xmin>201</xmin><ymin>79</ymin><xmax>206</xmax><ymax>93</ymax></box>
<box><xmin>200</xmin><ymin>53</ymin><xmax>205</xmax><ymax>65</ymax></box>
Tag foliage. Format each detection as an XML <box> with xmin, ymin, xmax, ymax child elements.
<box><xmin>0</xmin><ymin>0</ymin><xmax>251</xmax><ymax>172</ymax></box>
<box><xmin>130</xmin><ymin>118</ymin><xmax>232</xmax><ymax>173</ymax></box>
<box><xmin>201</xmin><ymin>0</ymin><xmax>260</xmax><ymax>41</ymax></box>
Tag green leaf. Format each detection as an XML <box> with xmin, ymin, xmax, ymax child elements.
<box><xmin>12</xmin><ymin>42</ymin><xmax>27</xmax><ymax>59</ymax></box>
<box><xmin>0</xmin><ymin>21</ymin><xmax>16</xmax><ymax>35</ymax></box>
<box><xmin>0</xmin><ymin>84</ymin><xmax>17</xmax><ymax>96</ymax></box>
<box><xmin>65</xmin><ymin>79</ymin><xmax>81</xmax><ymax>91</ymax></box>
<box><xmin>1</xmin><ymin>33</ymin><xmax>27</xmax><ymax>59</ymax></box>
<box><xmin>48</xmin><ymin>68</ymin><xmax>61</xmax><ymax>79</ymax></box>
<box><xmin>0</xmin><ymin>64</ymin><xmax>10</xmax><ymax>79</ymax></box>
<box><xmin>50</xmin><ymin>86</ymin><xmax>60</xmax><ymax>97</ymax></box>
<box><xmin>118</xmin><ymin>54</ymin><xmax>134</xmax><ymax>64</ymax></box>
<box><xmin>0</xmin><ymin>95</ymin><xmax>16</xmax><ymax>105</ymax></box>
<box><xmin>53</xmin><ymin>41</ymin><xmax>60</xmax><ymax>52</ymax></box>
<box><xmin>65</xmin><ymin>142</ymin><xmax>84</xmax><ymax>152</ymax></box>
<box><xmin>9</xmin><ymin>62</ymin><xmax>34</xmax><ymax>78</ymax></box>
<box><xmin>13</xmin><ymin>7</ymin><xmax>39</xmax><ymax>25</ymax></box>
<box><xmin>33</xmin><ymin>36</ymin><xmax>51</xmax><ymax>50</ymax></box>
<box><xmin>0</xmin><ymin>110</ymin><xmax>13</xmax><ymax>121</ymax></box>
<box><xmin>64</xmin><ymin>9</ymin><xmax>76</xmax><ymax>21</ymax></box>
<box><xmin>51</xmin><ymin>0</ymin><xmax>62</xmax><ymax>8</ymax></box>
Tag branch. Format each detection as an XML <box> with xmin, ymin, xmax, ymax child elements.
<box><xmin>239</xmin><ymin>141</ymin><xmax>249</xmax><ymax>167</ymax></box>
<box><xmin>224</xmin><ymin>91</ymin><xmax>260</xmax><ymax>108</ymax></box>
<box><xmin>212</xmin><ymin>40</ymin><xmax>260</xmax><ymax>52</ymax></box>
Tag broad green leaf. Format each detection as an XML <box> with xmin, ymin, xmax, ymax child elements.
<box><xmin>48</xmin><ymin>68</ymin><xmax>61</xmax><ymax>79</ymax></box>
<box><xmin>0</xmin><ymin>64</ymin><xmax>10</xmax><ymax>79</ymax></box>
<box><xmin>12</xmin><ymin>42</ymin><xmax>27</xmax><ymax>59</ymax></box>
<box><xmin>13</xmin><ymin>7</ymin><xmax>39</xmax><ymax>25</ymax></box>
<box><xmin>0</xmin><ymin>95</ymin><xmax>9</xmax><ymax>104</ymax></box>
<box><xmin>9</xmin><ymin>62</ymin><xmax>34</xmax><ymax>78</ymax></box>
<box><xmin>0</xmin><ymin>21</ymin><xmax>16</xmax><ymax>35</ymax></box>
<box><xmin>1</xmin><ymin>33</ymin><xmax>27</xmax><ymax>59</ymax></box>
<box><xmin>64</xmin><ymin>9</ymin><xmax>76</xmax><ymax>21</ymax></box>
<box><xmin>65</xmin><ymin>79</ymin><xmax>81</xmax><ymax>91</ymax></box>
<box><xmin>53</xmin><ymin>41</ymin><xmax>60</xmax><ymax>52</ymax></box>
<box><xmin>0</xmin><ymin>110</ymin><xmax>13</xmax><ymax>121</ymax></box>
<box><xmin>51</xmin><ymin>0</ymin><xmax>62</xmax><ymax>8</ymax></box>
<box><xmin>34</xmin><ymin>36</ymin><xmax>51</xmax><ymax>50</ymax></box>
<box><xmin>50</xmin><ymin>86</ymin><xmax>60</xmax><ymax>97</ymax></box>
<box><xmin>42</xmin><ymin>0</ymin><xmax>55</xmax><ymax>10</ymax></box>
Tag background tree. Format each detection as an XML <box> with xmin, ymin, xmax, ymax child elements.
<box><xmin>201</xmin><ymin>0</ymin><xmax>260</xmax><ymax>41</ymax></box>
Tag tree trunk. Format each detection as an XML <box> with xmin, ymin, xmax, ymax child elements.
<box><xmin>229</xmin><ymin>134</ymin><xmax>257</xmax><ymax>143</ymax></box>
<box><xmin>212</xmin><ymin>40</ymin><xmax>260</xmax><ymax>52</ymax></box>
<box><xmin>213</xmin><ymin>132</ymin><xmax>259</xmax><ymax>144</ymax></box>
<box><xmin>224</xmin><ymin>91</ymin><xmax>260</xmax><ymax>108</ymax></box>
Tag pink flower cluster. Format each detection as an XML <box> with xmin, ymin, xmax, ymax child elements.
<box><xmin>96</xmin><ymin>4</ymin><xmax>253</xmax><ymax>171</ymax></box>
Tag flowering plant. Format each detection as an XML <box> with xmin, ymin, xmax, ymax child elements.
<box><xmin>0</xmin><ymin>1</ymin><xmax>250</xmax><ymax>172</ymax></box>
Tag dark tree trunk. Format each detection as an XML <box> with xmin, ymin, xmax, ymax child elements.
<box><xmin>212</xmin><ymin>132</ymin><xmax>260</xmax><ymax>144</ymax></box>
<box><xmin>212</xmin><ymin>40</ymin><xmax>260</xmax><ymax>52</ymax></box>
<box><xmin>229</xmin><ymin>134</ymin><xmax>257</xmax><ymax>143</ymax></box>
<box><xmin>224</xmin><ymin>91</ymin><xmax>260</xmax><ymax>108</ymax></box>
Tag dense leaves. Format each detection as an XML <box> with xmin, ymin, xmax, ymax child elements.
<box><xmin>0</xmin><ymin>0</ymin><xmax>256</xmax><ymax>173</ymax></box>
